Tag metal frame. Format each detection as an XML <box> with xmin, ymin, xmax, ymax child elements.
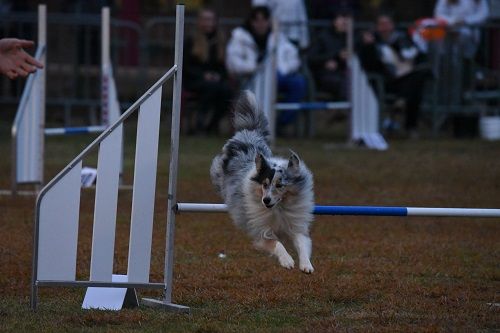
<box><xmin>30</xmin><ymin>1</ymin><xmax>182</xmax><ymax>306</ymax></box>
<box><xmin>31</xmin><ymin>64</ymin><xmax>177</xmax><ymax>311</ymax></box>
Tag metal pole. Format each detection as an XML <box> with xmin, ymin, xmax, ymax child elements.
<box><xmin>269</xmin><ymin>19</ymin><xmax>278</xmax><ymax>145</ymax></box>
<box><xmin>31</xmin><ymin>4</ymin><xmax>46</xmax><ymax>309</ymax></box>
<box><xmin>143</xmin><ymin>3</ymin><xmax>189</xmax><ymax>313</ymax></box>
<box><xmin>347</xmin><ymin>15</ymin><xmax>355</xmax><ymax>144</ymax></box>
<box><xmin>165</xmin><ymin>1</ymin><xmax>184</xmax><ymax>305</ymax></box>
<box><xmin>37</xmin><ymin>4</ymin><xmax>46</xmax><ymax>191</ymax></box>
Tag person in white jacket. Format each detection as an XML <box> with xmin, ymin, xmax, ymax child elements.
<box><xmin>226</xmin><ymin>6</ymin><xmax>307</xmax><ymax>128</ymax></box>
<box><xmin>434</xmin><ymin>0</ymin><xmax>489</xmax><ymax>58</ymax></box>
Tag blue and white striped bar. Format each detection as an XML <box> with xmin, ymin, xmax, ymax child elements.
<box><xmin>176</xmin><ymin>203</ymin><xmax>500</xmax><ymax>218</ymax></box>
<box><xmin>45</xmin><ymin>126</ymin><xmax>107</xmax><ymax>136</ymax></box>
<box><xmin>275</xmin><ymin>101</ymin><xmax>351</xmax><ymax>111</ymax></box>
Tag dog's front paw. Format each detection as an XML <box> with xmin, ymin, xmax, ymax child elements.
<box><xmin>278</xmin><ymin>254</ymin><xmax>295</xmax><ymax>269</ymax></box>
<box><xmin>299</xmin><ymin>261</ymin><xmax>314</xmax><ymax>274</ymax></box>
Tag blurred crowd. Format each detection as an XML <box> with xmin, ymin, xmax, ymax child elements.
<box><xmin>181</xmin><ymin>0</ymin><xmax>492</xmax><ymax>138</ymax></box>
<box><xmin>0</xmin><ymin>0</ymin><xmax>495</xmax><ymax>138</ymax></box>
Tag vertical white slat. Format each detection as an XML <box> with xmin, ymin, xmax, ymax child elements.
<box><xmin>351</xmin><ymin>56</ymin><xmax>361</xmax><ymax>140</ymax></box>
<box><xmin>89</xmin><ymin>125</ymin><xmax>123</xmax><ymax>281</ymax></box>
<box><xmin>17</xmin><ymin>94</ymin><xmax>32</xmax><ymax>182</ymax></box>
<box><xmin>127</xmin><ymin>88</ymin><xmax>162</xmax><ymax>283</ymax></box>
<box><xmin>37</xmin><ymin>161</ymin><xmax>82</xmax><ymax>281</ymax></box>
<box><xmin>16</xmin><ymin>63</ymin><xmax>44</xmax><ymax>184</ymax></box>
<box><xmin>108</xmin><ymin>67</ymin><xmax>121</xmax><ymax>124</ymax></box>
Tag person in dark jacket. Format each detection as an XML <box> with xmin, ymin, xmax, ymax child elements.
<box><xmin>183</xmin><ymin>8</ymin><xmax>233</xmax><ymax>135</ymax></box>
<box><xmin>358</xmin><ymin>13</ymin><xmax>430</xmax><ymax>136</ymax></box>
<box><xmin>308</xmin><ymin>11</ymin><xmax>350</xmax><ymax>100</ymax></box>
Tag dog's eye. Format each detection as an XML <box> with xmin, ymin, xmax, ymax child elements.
<box><xmin>276</xmin><ymin>183</ymin><xmax>283</xmax><ymax>188</ymax></box>
<box><xmin>263</xmin><ymin>183</ymin><xmax>269</xmax><ymax>189</ymax></box>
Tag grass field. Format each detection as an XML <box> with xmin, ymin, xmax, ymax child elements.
<box><xmin>0</xmin><ymin>121</ymin><xmax>499</xmax><ymax>332</ymax></box>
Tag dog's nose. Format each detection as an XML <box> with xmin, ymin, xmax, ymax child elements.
<box><xmin>263</xmin><ymin>197</ymin><xmax>271</xmax><ymax>205</ymax></box>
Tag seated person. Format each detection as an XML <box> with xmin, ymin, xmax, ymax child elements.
<box><xmin>357</xmin><ymin>13</ymin><xmax>430</xmax><ymax>136</ymax></box>
<box><xmin>309</xmin><ymin>11</ymin><xmax>350</xmax><ymax>101</ymax></box>
<box><xmin>226</xmin><ymin>6</ymin><xmax>307</xmax><ymax>127</ymax></box>
<box><xmin>183</xmin><ymin>8</ymin><xmax>233</xmax><ymax>135</ymax></box>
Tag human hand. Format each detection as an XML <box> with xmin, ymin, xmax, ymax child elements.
<box><xmin>0</xmin><ymin>38</ymin><xmax>43</xmax><ymax>79</ymax></box>
<box><xmin>325</xmin><ymin>59</ymin><xmax>338</xmax><ymax>71</ymax></box>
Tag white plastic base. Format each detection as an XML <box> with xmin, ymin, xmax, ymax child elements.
<box><xmin>82</xmin><ymin>274</ymin><xmax>138</xmax><ymax>310</ymax></box>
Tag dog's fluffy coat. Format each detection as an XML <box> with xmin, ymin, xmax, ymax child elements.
<box><xmin>210</xmin><ymin>91</ymin><xmax>315</xmax><ymax>273</ymax></box>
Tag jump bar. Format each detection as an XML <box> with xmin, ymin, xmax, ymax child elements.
<box><xmin>275</xmin><ymin>101</ymin><xmax>351</xmax><ymax>111</ymax></box>
<box><xmin>44</xmin><ymin>125</ymin><xmax>107</xmax><ymax>136</ymax></box>
<box><xmin>176</xmin><ymin>203</ymin><xmax>500</xmax><ymax>218</ymax></box>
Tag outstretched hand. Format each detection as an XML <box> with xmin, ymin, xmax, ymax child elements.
<box><xmin>0</xmin><ymin>38</ymin><xmax>43</xmax><ymax>79</ymax></box>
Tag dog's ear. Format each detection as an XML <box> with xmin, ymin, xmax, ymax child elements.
<box><xmin>252</xmin><ymin>153</ymin><xmax>272</xmax><ymax>183</ymax></box>
<box><xmin>287</xmin><ymin>150</ymin><xmax>300</xmax><ymax>173</ymax></box>
<box><xmin>255</xmin><ymin>153</ymin><xmax>267</xmax><ymax>172</ymax></box>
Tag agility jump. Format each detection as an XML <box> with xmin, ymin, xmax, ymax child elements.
<box><xmin>11</xmin><ymin>5</ymin><xmax>121</xmax><ymax>195</ymax></box>
<box><xmin>31</xmin><ymin>3</ymin><xmax>498</xmax><ymax>314</ymax></box>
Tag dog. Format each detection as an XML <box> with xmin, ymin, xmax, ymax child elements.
<box><xmin>210</xmin><ymin>91</ymin><xmax>315</xmax><ymax>273</ymax></box>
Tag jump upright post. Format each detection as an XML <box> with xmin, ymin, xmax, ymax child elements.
<box><xmin>11</xmin><ymin>4</ymin><xmax>46</xmax><ymax>194</ymax></box>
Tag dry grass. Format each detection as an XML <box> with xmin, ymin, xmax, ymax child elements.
<box><xmin>0</xmin><ymin>122</ymin><xmax>499</xmax><ymax>332</ymax></box>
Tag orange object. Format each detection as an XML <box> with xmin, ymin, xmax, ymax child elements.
<box><xmin>410</xmin><ymin>18</ymin><xmax>448</xmax><ymax>41</ymax></box>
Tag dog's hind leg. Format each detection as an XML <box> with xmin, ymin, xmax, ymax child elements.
<box><xmin>254</xmin><ymin>239</ymin><xmax>294</xmax><ymax>269</ymax></box>
<box><xmin>293</xmin><ymin>233</ymin><xmax>314</xmax><ymax>274</ymax></box>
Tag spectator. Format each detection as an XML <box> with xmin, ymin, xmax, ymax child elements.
<box><xmin>226</xmin><ymin>6</ymin><xmax>307</xmax><ymax>129</ymax></box>
<box><xmin>434</xmin><ymin>0</ymin><xmax>489</xmax><ymax>58</ymax></box>
<box><xmin>0</xmin><ymin>38</ymin><xmax>43</xmax><ymax>79</ymax></box>
<box><xmin>252</xmin><ymin>0</ymin><xmax>310</xmax><ymax>50</ymax></box>
<box><xmin>309</xmin><ymin>11</ymin><xmax>351</xmax><ymax>100</ymax></box>
<box><xmin>358</xmin><ymin>13</ymin><xmax>430</xmax><ymax>137</ymax></box>
<box><xmin>183</xmin><ymin>8</ymin><xmax>233</xmax><ymax>135</ymax></box>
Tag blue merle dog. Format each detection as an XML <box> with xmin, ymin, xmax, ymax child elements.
<box><xmin>210</xmin><ymin>91</ymin><xmax>315</xmax><ymax>273</ymax></box>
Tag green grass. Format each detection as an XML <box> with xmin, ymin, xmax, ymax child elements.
<box><xmin>0</xmin><ymin>121</ymin><xmax>499</xmax><ymax>332</ymax></box>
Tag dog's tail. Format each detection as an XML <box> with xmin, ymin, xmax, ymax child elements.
<box><xmin>232</xmin><ymin>90</ymin><xmax>270</xmax><ymax>139</ymax></box>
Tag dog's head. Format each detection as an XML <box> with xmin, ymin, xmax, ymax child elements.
<box><xmin>251</xmin><ymin>151</ymin><xmax>304</xmax><ymax>209</ymax></box>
